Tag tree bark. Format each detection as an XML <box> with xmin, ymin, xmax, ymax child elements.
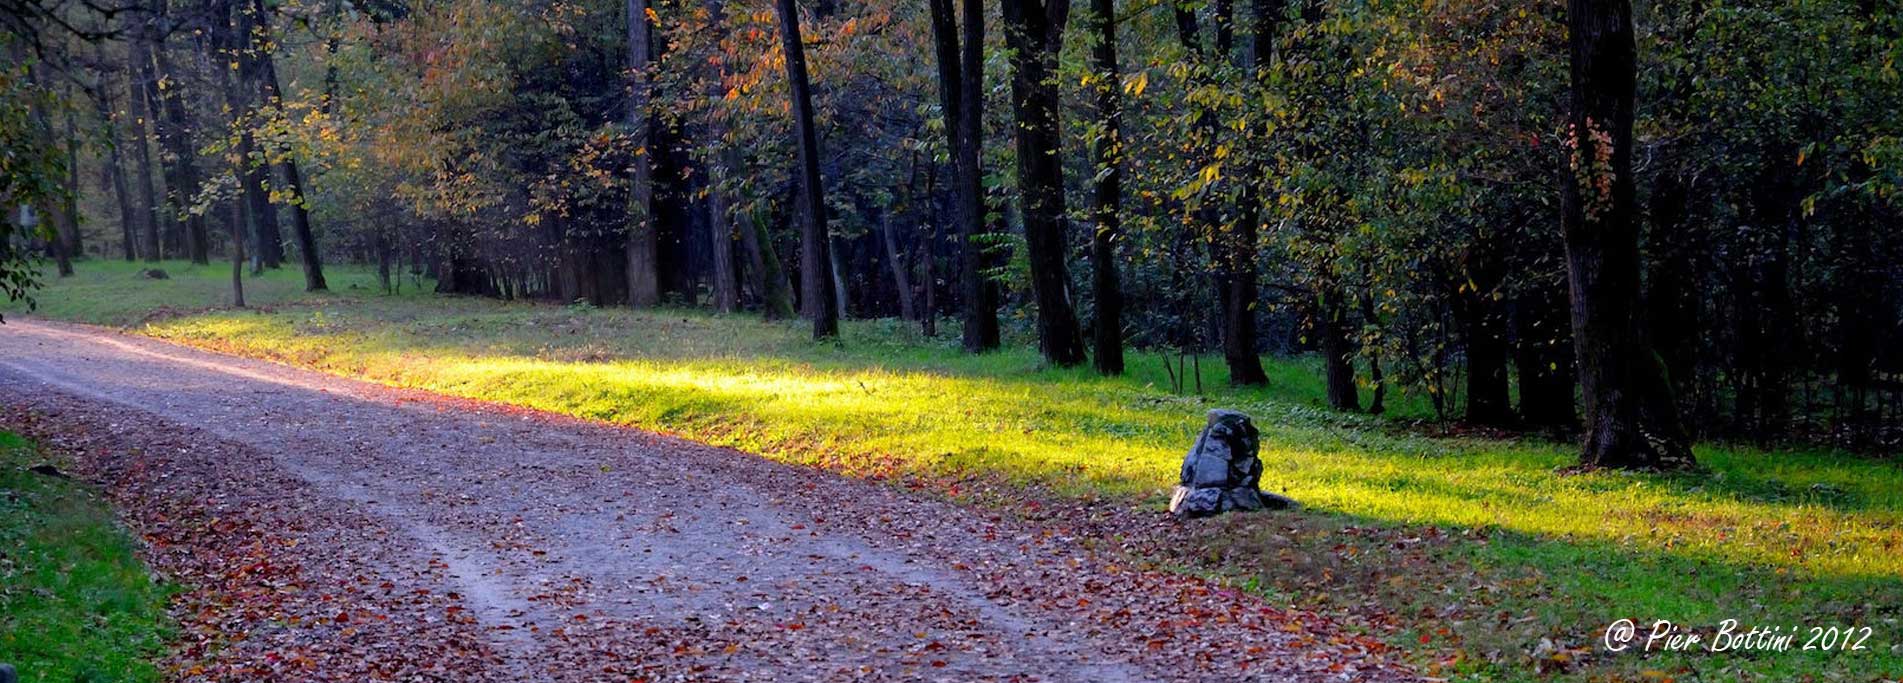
<box><xmin>1318</xmin><ymin>286</ymin><xmax>1360</xmax><ymax>411</ymax></box>
<box><xmin>251</xmin><ymin>4</ymin><xmax>327</xmax><ymax>291</ymax></box>
<box><xmin>58</xmin><ymin>95</ymin><xmax>82</xmax><ymax>264</ymax></box>
<box><xmin>707</xmin><ymin>181</ymin><xmax>741</xmax><ymax>313</ymax></box>
<box><xmin>88</xmin><ymin>49</ymin><xmax>139</xmax><ymax>262</ymax></box>
<box><xmin>229</xmin><ymin>184</ymin><xmax>247</xmax><ymax>307</ymax></box>
<box><xmin>1457</xmin><ymin>255</ymin><xmax>1512</xmax><ymax>425</ymax></box>
<box><xmin>229</xmin><ymin>0</ymin><xmax>282</xmax><ymax>270</ymax></box>
<box><xmin>742</xmin><ymin>207</ymin><xmax>797</xmax><ymax>319</ymax></box>
<box><xmin>879</xmin><ymin>211</ymin><xmax>918</xmax><ymax>320</ymax></box>
<box><xmin>1359</xmin><ymin>287</ymin><xmax>1387</xmax><ymax>414</ymax></box>
<box><xmin>1085</xmin><ymin>0</ymin><xmax>1124</xmax><ymax>375</ymax></box>
<box><xmin>625</xmin><ymin>0</ymin><xmax>661</xmax><ymax>307</ymax></box>
<box><xmin>1177</xmin><ymin>4</ymin><xmax>1267</xmax><ymax>385</ymax></box>
<box><xmin>125</xmin><ymin>28</ymin><xmax>163</xmax><ymax>263</ymax></box>
<box><xmin>702</xmin><ymin>0</ymin><xmax>741</xmax><ymax>314</ymax></box>
<box><xmin>1561</xmin><ymin>0</ymin><xmax>1693</xmax><ymax>468</ymax></box>
<box><xmin>776</xmin><ymin>0</ymin><xmax>839</xmax><ymax>339</ymax></box>
<box><xmin>929</xmin><ymin>0</ymin><xmax>1001</xmax><ymax>352</ymax></box>
<box><xmin>149</xmin><ymin>6</ymin><xmax>210</xmax><ymax>265</ymax></box>
<box><xmin>1000</xmin><ymin>0</ymin><xmax>1086</xmax><ymax>366</ymax></box>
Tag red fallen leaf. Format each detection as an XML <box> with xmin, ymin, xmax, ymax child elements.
<box><xmin>930</xmin><ymin>661</ymin><xmax>948</xmax><ymax>668</ymax></box>
<box><xmin>1419</xmin><ymin>633</ymin><xmax>1432</xmax><ymax>644</ymax></box>
<box><xmin>333</xmin><ymin>611</ymin><xmax>349</xmax><ymax>624</ymax></box>
<box><xmin>784</xmin><ymin>622</ymin><xmax>805</xmax><ymax>631</ymax></box>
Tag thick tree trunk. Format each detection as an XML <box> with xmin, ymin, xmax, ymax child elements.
<box><xmin>625</xmin><ymin>0</ymin><xmax>662</xmax><ymax>307</ymax></box>
<box><xmin>1561</xmin><ymin>0</ymin><xmax>1693</xmax><ymax>469</ymax></box>
<box><xmin>776</xmin><ymin>0</ymin><xmax>839</xmax><ymax>339</ymax></box>
<box><xmin>1001</xmin><ymin>0</ymin><xmax>1086</xmax><ymax>366</ymax></box>
<box><xmin>1086</xmin><ymin>0</ymin><xmax>1125</xmax><ymax>376</ymax></box>
<box><xmin>929</xmin><ymin>0</ymin><xmax>1001</xmax><ymax>352</ymax></box>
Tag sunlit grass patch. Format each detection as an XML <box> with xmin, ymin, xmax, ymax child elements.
<box><xmin>0</xmin><ymin>432</ymin><xmax>172</xmax><ymax>683</ymax></box>
<box><xmin>16</xmin><ymin>263</ymin><xmax>1903</xmax><ymax>681</ymax></box>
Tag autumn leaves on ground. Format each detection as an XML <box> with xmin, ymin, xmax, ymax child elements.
<box><xmin>1</xmin><ymin>261</ymin><xmax>1896</xmax><ymax>682</ymax></box>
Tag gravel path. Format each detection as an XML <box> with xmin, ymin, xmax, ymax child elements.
<box><xmin>0</xmin><ymin>319</ymin><xmax>1410</xmax><ymax>682</ymax></box>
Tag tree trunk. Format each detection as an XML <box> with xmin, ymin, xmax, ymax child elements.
<box><xmin>1513</xmin><ymin>285</ymin><xmax>1577</xmax><ymax>428</ymax></box>
<box><xmin>830</xmin><ymin>234</ymin><xmax>849</xmax><ymax>318</ymax></box>
<box><xmin>1176</xmin><ymin>6</ymin><xmax>1267</xmax><ymax>385</ymax></box>
<box><xmin>776</xmin><ymin>0</ymin><xmax>839</xmax><ymax>339</ymax></box>
<box><xmin>879</xmin><ymin>211</ymin><xmax>918</xmax><ymax>320</ymax></box>
<box><xmin>743</xmin><ymin>208</ymin><xmax>797</xmax><ymax>319</ymax></box>
<box><xmin>703</xmin><ymin>0</ymin><xmax>741</xmax><ymax>314</ymax></box>
<box><xmin>376</xmin><ymin>232</ymin><xmax>394</xmax><ymax>294</ymax></box>
<box><xmin>130</xmin><ymin>18</ymin><xmax>182</xmax><ymax>260</ymax></box>
<box><xmin>1359</xmin><ymin>287</ymin><xmax>1387</xmax><ymax>414</ymax></box>
<box><xmin>1457</xmin><ymin>257</ymin><xmax>1512</xmax><ymax>425</ymax></box>
<box><xmin>929</xmin><ymin>0</ymin><xmax>1001</xmax><ymax>352</ymax></box>
<box><xmin>89</xmin><ymin>50</ymin><xmax>139</xmax><ymax>262</ymax></box>
<box><xmin>57</xmin><ymin>101</ymin><xmax>82</xmax><ymax>266</ymax></box>
<box><xmin>25</xmin><ymin>80</ymin><xmax>73</xmax><ymax>276</ymax></box>
<box><xmin>1318</xmin><ymin>286</ymin><xmax>1360</xmax><ymax>411</ymax></box>
<box><xmin>1561</xmin><ymin>0</ymin><xmax>1693</xmax><ymax>469</ymax></box>
<box><xmin>229</xmin><ymin>0</ymin><xmax>281</xmax><ymax>270</ymax></box>
<box><xmin>251</xmin><ymin>9</ymin><xmax>327</xmax><ymax>291</ymax></box>
<box><xmin>125</xmin><ymin>36</ymin><xmax>163</xmax><ymax>263</ymax></box>
<box><xmin>625</xmin><ymin>0</ymin><xmax>662</xmax><ymax>307</ymax></box>
<box><xmin>1000</xmin><ymin>0</ymin><xmax>1085</xmax><ymax>366</ymax></box>
<box><xmin>149</xmin><ymin>15</ymin><xmax>210</xmax><ymax>265</ymax></box>
<box><xmin>1086</xmin><ymin>0</ymin><xmax>1125</xmax><ymax>375</ymax></box>
<box><xmin>229</xmin><ymin>189</ymin><xmax>247</xmax><ymax>308</ymax></box>
<box><xmin>708</xmin><ymin>181</ymin><xmax>741</xmax><ymax>313</ymax></box>
<box><xmin>1462</xmin><ymin>302</ymin><xmax>1512</xmax><ymax>425</ymax></box>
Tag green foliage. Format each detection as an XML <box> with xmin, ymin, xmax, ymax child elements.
<box><xmin>0</xmin><ymin>47</ymin><xmax>65</xmax><ymax>318</ymax></box>
<box><xmin>0</xmin><ymin>432</ymin><xmax>173</xmax><ymax>683</ymax></box>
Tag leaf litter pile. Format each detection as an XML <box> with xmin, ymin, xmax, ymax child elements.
<box><xmin>0</xmin><ymin>324</ymin><xmax>1414</xmax><ymax>682</ymax></box>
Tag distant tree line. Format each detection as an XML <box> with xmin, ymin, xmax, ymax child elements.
<box><xmin>3</xmin><ymin>0</ymin><xmax>1899</xmax><ymax>460</ymax></box>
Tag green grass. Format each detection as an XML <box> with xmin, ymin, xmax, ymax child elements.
<box><xmin>9</xmin><ymin>259</ymin><xmax>1902</xmax><ymax>681</ymax></box>
<box><xmin>0</xmin><ymin>431</ymin><xmax>172</xmax><ymax>683</ymax></box>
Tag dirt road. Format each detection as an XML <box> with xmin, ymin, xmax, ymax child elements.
<box><xmin>0</xmin><ymin>319</ymin><xmax>1406</xmax><ymax>682</ymax></box>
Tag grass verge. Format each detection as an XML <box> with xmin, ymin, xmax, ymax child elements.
<box><xmin>9</xmin><ymin>259</ymin><xmax>1902</xmax><ymax>681</ymax></box>
<box><xmin>0</xmin><ymin>431</ymin><xmax>172</xmax><ymax>683</ymax></box>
